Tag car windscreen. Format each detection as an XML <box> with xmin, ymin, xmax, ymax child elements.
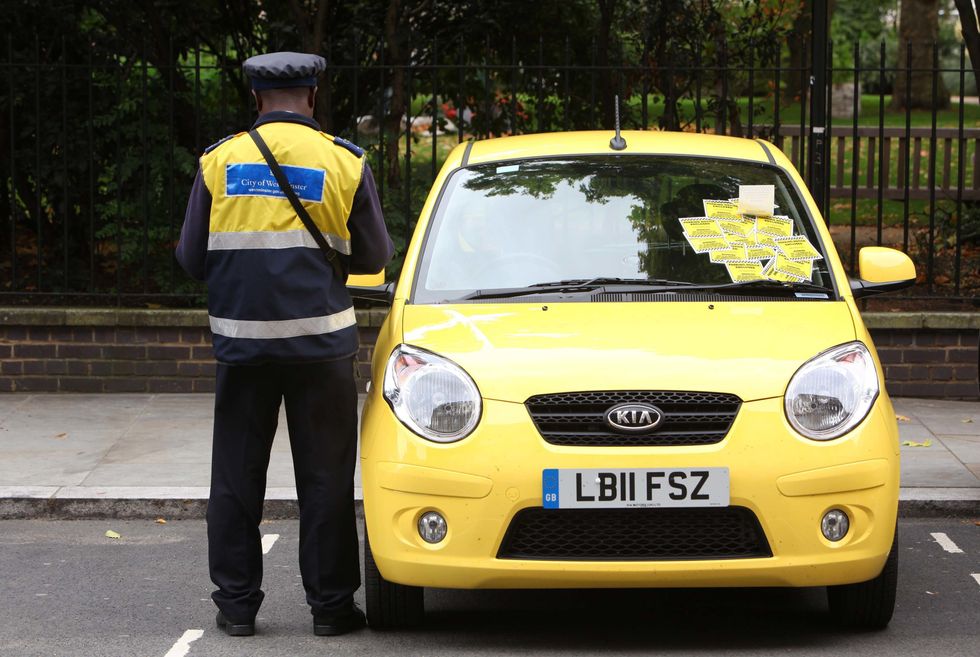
<box><xmin>411</xmin><ymin>156</ymin><xmax>835</xmax><ymax>304</ymax></box>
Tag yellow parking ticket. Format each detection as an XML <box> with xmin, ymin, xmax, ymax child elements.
<box><xmin>773</xmin><ymin>254</ymin><xmax>814</xmax><ymax>281</ymax></box>
<box><xmin>702</xmin><ymin>199</ymin><xmax>741</xmax><ymax>219</ymax></box>
<box><xmin>718</xmin><ymin>216</ymin><xmax>756</xmax><ymax>238</ymax></box>
<box><xmin>755</xmin><ymin>215</ymin><xmax>794</xmax><ymax>237</ymax></box>
<box><xmin>767</xmin><ymin>268</ymin><xmax>805</xmax><ymax>283</ymax></box>
<box><xmin>774</xmin><ymin>235</ymin><xmax>822</xmax><ymax>261</ymax></box>
<box><xmin>678</xmin><ymin>217</ymin><xmax>724</xmax><ymax>238</ymax></box>
<box><xmin>762</xmin><ymin>258</ymin><xmax>803</xmax><ymax>282</ymax></box>
<box><xmin>724</xmin><ymin>260</ymin><xmax>766</xmax><ymax>282</ymax></box>
<box><xmin>685</xmin><ymin>235</ymin><xmax>731</xmax><ymax>253</ymax></box>
<box><xmin>709</xmin><ymin>245</ymin><xmax>747</xmax><ymax>262</ymax></box>
<box><xmin>726</xmin><ymin>234</ymin><xmax>755</xmax><ymax>247</ymax></box>
<box><xmin>745</xmin><ymin>244</ymin><xmax>777</xmax><ymax>261</ymax></box>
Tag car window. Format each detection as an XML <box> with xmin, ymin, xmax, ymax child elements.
<box><xmin>412</xmin><ymin>156</ymin><xmax>834</xmax><ymax>304</ymax></box>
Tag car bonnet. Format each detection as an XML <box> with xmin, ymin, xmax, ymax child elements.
<box><xmin>400</xmin><ymin>300</ymin><xmax>858</xmax><ymax>403</ymax></box>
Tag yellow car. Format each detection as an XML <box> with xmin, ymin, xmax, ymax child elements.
<box><xmin>358</xmin><ymin>130</ymin><xmax>915</xmax><ymax>630</ymax></box>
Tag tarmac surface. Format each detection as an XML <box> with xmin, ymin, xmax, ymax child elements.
<box><xmin>0</xmin><ymin>394</ymin><xmax>978</xmax><ymax>517</ymax></box>
<box><xmin>1</xmin><ymin>517</ymin><xmax>978</xmax><ymax>657</ymax></box>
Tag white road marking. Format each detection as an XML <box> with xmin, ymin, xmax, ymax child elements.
<box><xmin>163</xmin><ymin>629</ymin><xmax>203</xmax><ymax>657</ymax></box>
<box><xmin>931</xmin><ymin>532</ymin><xmax>963</xmax><ymax>554</ymax></box>
<box><xmin>972</xmin><ymin>574</ymin><xmax>980</xmax><ymax>588</ymax></box>
<box><xmin>261</xmin><ymin>533</ymin><xmax>280</xmax><ymax>555</ymax></box>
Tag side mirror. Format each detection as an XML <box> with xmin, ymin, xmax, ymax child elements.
<box><xmin>849</xmin><ymin>247</ymin><xmax>916</xmax><ymax>298</ymax></box>
<box><xmin>347</xmin><ymin>270</ymin><xmax>395</xmax><ymax>303</ymax></box>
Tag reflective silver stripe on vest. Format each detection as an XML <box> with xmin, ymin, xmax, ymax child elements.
<box><xmin>208</xmin><ymin>308</ymin><xmax>357</xmax><ymax>340</ymax></box>
<box><xmin>207</xmin><ymin>229</ymin><xmax>352</xmax><ymax>255</ymax></box>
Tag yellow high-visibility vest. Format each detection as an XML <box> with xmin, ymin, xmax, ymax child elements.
<box><xmin>198</xmin><ymin>120</ymin><xmax>365</xmax><ymax>364</ymax></box>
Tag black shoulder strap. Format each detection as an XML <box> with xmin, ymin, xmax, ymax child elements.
<box><xmin>248</xmin><ymin>128</ymin><xmax>344</xmax><ymax>279</ymax></box>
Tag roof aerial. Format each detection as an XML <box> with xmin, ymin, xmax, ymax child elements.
<box><xmin>609</xmin><ymin>95</ymin><xmax>627</xmax><ymax>151</ymax></box>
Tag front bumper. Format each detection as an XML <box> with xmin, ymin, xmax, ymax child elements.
<box><xmin>360</xmin><ymin>394</ymin><xmax>900</xmax><ymax>589</ymax></box>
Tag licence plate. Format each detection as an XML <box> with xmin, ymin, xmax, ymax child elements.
<box><xmin>542</xmin><ymin>468</ymin><xmax>729</xmax><ymax>509</ymax></box>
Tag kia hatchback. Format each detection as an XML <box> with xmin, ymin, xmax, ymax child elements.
<box><xmin>357</xmin><ymin>131</ymin><xmax>914</xmax><ymax>630</ymax></box>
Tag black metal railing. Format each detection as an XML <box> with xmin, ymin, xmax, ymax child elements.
<box><xmin>1</xmin><ymin>35</ymin><xmax>977</xmax><ymax>306</ymax></box>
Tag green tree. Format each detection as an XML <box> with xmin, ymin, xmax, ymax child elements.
<box><xmin>830</xmin><ymin>0</ymin><xmax>892</xmax><ymax>80</ymax></box>
<box><xmin>953</xmin><ymin>0</ymin><xmax>980</xmax><ymax>93</ymax></box>
<box><xmin>892</xmin><ymin>0</ymin><xmax>951</xmax><ymax>108</ymax></box>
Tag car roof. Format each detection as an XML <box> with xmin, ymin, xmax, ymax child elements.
<box><xmin>455</xmin><ymin>130</ymin><xmax>776</xmax><ymax>167</ymax></box>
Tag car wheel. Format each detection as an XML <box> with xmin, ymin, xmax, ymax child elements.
<box><xmin>364</xmin><ymin>535</ymin><xmax>424</xmax><ymax>629</ymax></box>
<box><xmin>826</xmin><ymin>527</ymin><xmax>898</xmax><ymax>630</ymax></box>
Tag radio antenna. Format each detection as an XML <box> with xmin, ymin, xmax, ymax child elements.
<box><xmin>609</xmin><ymin>95</ymin><xmax>626</xmax><ymax>151</ymax></box>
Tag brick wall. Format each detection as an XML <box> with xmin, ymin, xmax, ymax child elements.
<box><xmin>863</xmin><ymin>312</ymin><xmax>979</xmax><ymax>400</ymax></box>
<box><xmin>0</xmin><ymin>308</ymin><xmax>387</xmax><ymax>394</ymax></box>
<box><xmin>870</xmin><ymin>328</ymin><xmax>979</xmax><ymax>399</ymax></box>
<box><xmin>0</xmin><ymin>325</ymin><xmax>217</xmax><ymax>393</ymax></box>
<box><xmin>0</xmin><ymin>308</ymin><xmax>977</xmax><ymax>399</ymax></box>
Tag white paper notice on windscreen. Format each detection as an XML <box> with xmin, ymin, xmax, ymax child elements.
<box><xmin>738</xmin><ymin>185</ymin><xmax>775</xmax><ymax>216</ymax></box>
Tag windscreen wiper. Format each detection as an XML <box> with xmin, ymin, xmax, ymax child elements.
<box><xmin>529</xmin><ymin>277</ymin><xmax>698</xmax><ymax>288</ymax></box>
<box><xmin>673</xmin><ymin>280</ymin><xmax>835</xmax><ymax>296</ymax></box>
<box><xmin>455</xmin><ymin>282</ymin><xmax>603</xmax><ymax>301</ymax></box>
<box><xmin>452</xmin><ymin>278</ymin><xmax>832</xmax><ymax>302</ymax></box>
<box><xmin>455</xmin><ymin>278</ymin><xmax>697</xmax><ymax>301</ymax></box>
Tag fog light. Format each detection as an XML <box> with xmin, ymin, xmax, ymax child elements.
<box><xmin>821</xmin><ymin>509</ymin><xmax>850</xmax><ymax>541</ymax></box>
<box><xmin>418</xmin><ymin>511</ymin><xmax>447</xmax><ymax>544</ymax></box>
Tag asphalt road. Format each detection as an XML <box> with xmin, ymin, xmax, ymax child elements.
<box><xmin>0</xmin><ymin>518</ymin><xmax>977</xmax><ymax>657</ymax></box>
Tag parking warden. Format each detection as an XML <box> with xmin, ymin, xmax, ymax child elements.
<box><xmin>175</xmin><ymin>51</ymin><xmax>393</xmax><ymax>637</ymax></box>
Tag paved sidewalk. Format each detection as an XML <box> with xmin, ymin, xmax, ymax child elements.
<box><xmin>0</xmin><ymin>394</ymin><xmax>977</xmax><ymax>517</ymax></box>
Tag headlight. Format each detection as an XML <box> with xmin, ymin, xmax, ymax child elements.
<box><xmin>383</xmin><ymin>344</ymin><xmax>481</xmax><ymax>442</ymax></box>
<box><xmin>784</xmin><ymin>341</ymin><xmax>879</xmax><ymax>440</ymax></box>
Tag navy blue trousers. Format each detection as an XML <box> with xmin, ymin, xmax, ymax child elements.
<box><xmin>207</xmin><ymin>358</ymin><xmax>360</xmax><ymax>622</ymax></box>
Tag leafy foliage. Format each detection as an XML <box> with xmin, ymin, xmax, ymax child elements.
<box><xmin>0</xmin><ymin>0</ymin><xmax>974</xmax><ymax>304</ymax></box>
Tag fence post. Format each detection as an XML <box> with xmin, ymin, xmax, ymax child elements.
<box><xmin>61</xmin><ymin>35</ymin><xmax>69</xmax><ymax>291</ymax></box>
<box><xmin>808</xmin><ymin>0</ymin><xmax>829</xmax><ymax>219</ymax></box>
<box><xmin>34</xmin><ymin>33</ymin><xmax>41</xmax><ymax>292</ymax></box>
<box><xmin>955</xmin><ymin>43</ymin><xmax>966</xmax><ymax>295</ymax></box>
<box><xmin>430</xmin><ymin>35</ymin><xmax>437</xmax><ymax>182</ymax></box>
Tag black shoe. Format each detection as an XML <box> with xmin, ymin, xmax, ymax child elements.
<box><xmin>216</xmin><ymin>611</ymin><xmax>255</xmax><ymax>637</ymax></box>
<box><xmin>313</xmin><ymin>604</ymin><xmax>367</xmax><ymax>636</ymax></box>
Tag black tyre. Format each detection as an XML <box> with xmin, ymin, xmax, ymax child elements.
<box><xmin>826</xmin><ymin>528</ymin><xmax>898</xmax><ymax>630</ymax></box>
<box><xmin>364</xmin><ymin>535</ymin><xmax>424</xmax><ymax>629</ymax></box>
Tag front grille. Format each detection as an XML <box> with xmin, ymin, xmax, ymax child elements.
<box><xmin>526</xmin><ymin>390</ymin><xmax>741</xmax><ymax>447</ymax></box>
<box><xmin>497</xmin><ymin>507</ymin><xmax>771</xmax><ymax>561</ymax></box>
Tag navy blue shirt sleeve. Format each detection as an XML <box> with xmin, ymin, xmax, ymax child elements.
<box><xmin>175</xmin><ymin>168</ymin><xmax>211</xmax><ymax>282</ymax></box>
<box><xmin>347</xmin><ymin>162</ymin><xmax>395</xmax><ymax>275</ymax></box>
